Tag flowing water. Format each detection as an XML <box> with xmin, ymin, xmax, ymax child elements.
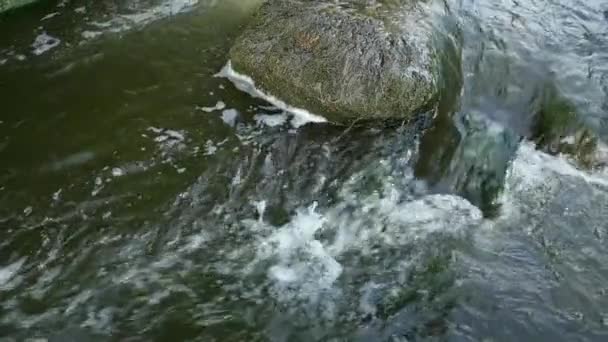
<box><xmin>1</xmin><ymin>0</ymin><xmax>608</xmax><ymax>341</ymax></box>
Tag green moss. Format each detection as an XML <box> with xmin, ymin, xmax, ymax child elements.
<box><xmin>228</xmin><ymin>0</ymin><xmax>454</xmax><ymax>124</ymax></box>
<box><xmin>533</xmin><ymin>84</ymin><xmax>598</xmax><ymax>168</ymax></box>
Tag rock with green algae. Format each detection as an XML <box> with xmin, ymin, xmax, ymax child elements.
<box><xmin>0</xmin><ymin>0</ymin><xmax>38</xmax><ymax>13</ymax></box>
<box><xmin>228</xmin><ymin>0</ymin><xmax>461</xmax><ymax>124</ymax></box>
<box><xmin>532</xmin><ymin>84</ymin><xmax>601</xmax><ymax>168</ymax></box>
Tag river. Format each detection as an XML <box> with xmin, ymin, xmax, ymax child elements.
<box><xmin>1</xmin><ymin>0</ymin><xmax>608</xmax><ymax>341</ymax></box>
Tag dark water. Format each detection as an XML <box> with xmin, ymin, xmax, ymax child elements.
<box><xmin>1</xmin><ymin>0</ymin><xmax>608</xmax><ymax>341</ymax></box>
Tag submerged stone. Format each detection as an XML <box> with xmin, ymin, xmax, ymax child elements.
<box><xmin>229</xmin><ymin>0</ymin><xmax>459</xmax><ymax>124</ymax></box>
<box><xmin>415</xmin><ymin>110</ymin><xmax>519</xmax><ymax>217</ymax></box>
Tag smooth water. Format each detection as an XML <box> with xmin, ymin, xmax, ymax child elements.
<box><xmin>1</xmin><ymin>0</ymin><xmax>608</xmax><ymax>341</ymax></box>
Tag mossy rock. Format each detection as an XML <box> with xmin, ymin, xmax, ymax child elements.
<box><xmin>229</xmin><ymin>0</ymin><xmax>459</xmax><ymax>124</ymax></box>
<box><xmin>532</xmin><ymin>84</ymin><xmax>599</xmax><ymax>168</ymax></box>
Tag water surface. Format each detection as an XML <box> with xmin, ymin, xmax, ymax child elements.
<box><xmin>1</xmin><ymin>0</ymin><xmax>608</xmax><ymax>341</ymax></box>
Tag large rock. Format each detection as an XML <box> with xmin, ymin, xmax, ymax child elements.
<box><xmin>229</xmin><ymin>0</ymin><xmax>459</xmax><ymax>124</ymax></box>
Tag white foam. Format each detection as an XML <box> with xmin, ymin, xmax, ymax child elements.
<box><xmin>147</xmin><ymin>127</ymin><xmax>187</xmax><ymax>159</ymax></box>
<box><xmin>165</xmin><ymin>130</ymin><xmax>185</xmax><ymax>141</ymax></box>
<box><xmin>81</xmin><ymin>31</ymin><xmax>103</xmax><ymax>40</ymax></box>
<box><xmin>255</xmin><ymin>203</ymin><xmax>342</xmax><ymax>296</ymax></box>
<box><xmin>32</xmin><ymin>33</ymin><xmax>61</xmax><ymax>56</ymax></box>
<box><xmin>221</xmin><ymin>109</ymin><xmax>239</xmax><ymax>127</ymax></box>
<box><xmin>41</xmin><ymin>12</ymin><xmax>60</xmax><ymax>21</ymax></box>
<box><xmin>204</xmin><ymin>140</ymin><xmax>218</xmax><ymax>156</ymax></box>
<box><xmin>216</xmin><ymin>62</ymin><xmax>328</xmax><ymax>127</ymax></box>
<box><xmin>509</xmin><ymin>142</ymin><xmax>608</xmax><ymax>188</ymax></box>
<box><xmin>127</xmin><ymin>0</ymin><xmax>197</xmax><ymax>25</ymax></box>
<box><xmin>64</xmin><ymin>289</ymin><xmax>92</xmax><ymax>315</ymax></box>
<box><xmin>243</xmin><ymin>160</ymin><xmax>482</xmax><ymax>304</ymax></box>
<box><xmin>83</xmin><ymin>0</ymin><xmax>199</xmax><ymax>39</ymax></box>
<box><xmin>48</xmin><ymin>151</ymin><xmax>95</xmax><ymax>171</ymax></box>
<box><xmin>82</xmin><ymin>307</ymin><xmax>114</xmax><ymax>334</ymax></box>
<box><xmin>111</xmin><ymin>167</ymin><xmax>125</xmax><ymax>177</ymax></box>
<box><xmin>52</xmin><ymin>189</ymin><xmax>62</xmax><ymax>201</ymax></box>
<box><xmin>254</xmin><ymin>200</ymin><xmax>266</xmax><ymax>222</ymax></box>
<box><xmin>0</xmin><ymin>258</ymin><xmax>26</xmax><ymax>290</ymax></box>
<box><xmin>254</xmin><ymin>113</ymin><xmax>288</xmax><ymax>127</ymax></box>
<box><xmin>198</xmin><ymin>101</ymin><xmax>226</xmax><ymax>113</ymax></box>
<box><xmin>486</xmin><ymin>141</ymin><xmax>608</xmax><ymax>234</ymax></box>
